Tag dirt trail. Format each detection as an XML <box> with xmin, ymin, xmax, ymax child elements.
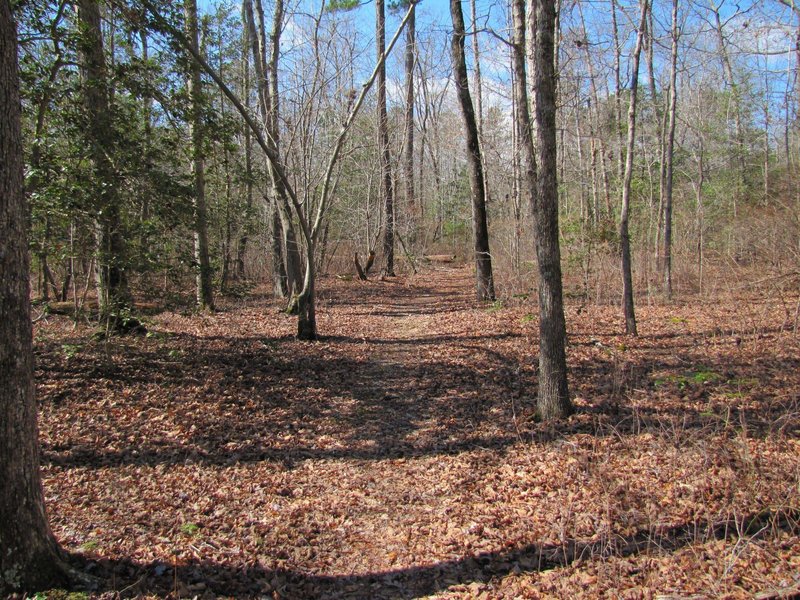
<box><xmin>32</xmin><ymin>266</ymin><xmax>800</xmax><ymax>599</ymax></box>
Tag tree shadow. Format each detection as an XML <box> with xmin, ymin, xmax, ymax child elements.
<box><xmin>37</xmin><ymin>320</ymin><xmax>800</xmax><ymax>473</ymax></box>
<box><xmin>38</xmin><ymin>328</ymin><xmax>527</xmax><ymax>470</ymax></box>
<box><xmin>70</xmin><ymin>508</ymin><xmax>798</xmax><ymax>599</ymax></box>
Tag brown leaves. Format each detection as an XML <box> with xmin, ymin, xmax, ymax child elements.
<box><xmin>33</xmin><ymin>268</ymin><xmax>800</xmax><ymax>598</ymax></box>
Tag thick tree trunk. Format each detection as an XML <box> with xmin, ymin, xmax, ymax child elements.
<box><xmin>527</xmin><ymin>0</ymin><xmax>573</xmax><ymax>420</ymax></box>
<box><xmin>270</xmin><ymin>199</ymin><xmax>288</xmax><ymax>298</ymax></box>
<box><xmin>377</xmin><ymin>0</ymin><xmax>396</xmax><ymax>276</ymax></box>
<box><xmin>77</xmin><ymin>0</ymin><xmax>131</xmax><ymax>329</ymax></box>
<box><xmin>619</xmin><ymin>0</ymin><xmax>649</xmax><ymax>336</ymax></box>
<box><xmin>185</xmin><ymin>0</ymin><xmax>214</xmax><ymax>312</ymax></box>
<box><xmin>450</xmin><ymin>0</ymin><xmax>495</xmax><ymax>302</ymax></box>
<box><xmin>296</xmin><ymin>245</ymin><xmax>317</xmax><ymax>340</ymax></box>
<box><xmin>0</xmin><ymin>3</ymin><xmax>69</xmax><ymax>591</ymax></box>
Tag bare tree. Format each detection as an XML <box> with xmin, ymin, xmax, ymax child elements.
<box><xmin>528</xmin><ymin>0</ymin><xmax>573</xmax><ymax>419</ymax></box>
<box><xmin>377</xmin><ymin>0</ymin><xmax>396</xmax><ymax>275</ymax></box>
<box><xmin>450</xmin><ymin>0</ymin><xmax>495</xmax><ymax>301</ymax></box>
<box><xmin>143</xmin><ymin>0</ymin><xmax>417</xmax><ymax>339</ymax></box>
<box><xmin>244</xmin><ymin>0</ymin><xmax>302</xmax><ymax>307</ymax></box>
<box><xmin>403</xmin><ymin>1</ymin><xmax>417</xmax><ymax>220</ymax></box>
<box><xmin>662</xmin><ymin>0</ymin><xmax>679</xmax><ymax>299</ymax></box>
<box><xmin>619</xmin><ymin>0</ymin><xmax>649</xmax><ymax>336</ymax></box>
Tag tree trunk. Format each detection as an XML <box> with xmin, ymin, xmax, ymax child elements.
<box><xmin>403</xmin><ymin>3</ymin><xmax>416</xmax><ymax>221</ymax></box>
<box><xmin>662</xmin><ymin>0</ymin><xmax>679</xmax><ymax>299</ymax></box>
<box><xmin>77</xmin><ymin>0</ymin><xmax>131</xmax><ymax>329</ymax></box>
<box><xmin>270</xmin><ymin>198</ymin><xmax>288</xmax><ymax>297</ymax></box>
<box><xmin>611</xmin><ymin>0</ymin><xmax>625</xmax><ymax>183</ymax></box>
<box><xmin>0</xmin><ymin>3</ymin><xmax>69</xmax><ymax>590</ymax></box>
<box><xmin>450</xmin><ymin>0</ymin><xmax>495</xmax><ymax>302</ymax></box>
<box><xmin>470</xmin><ymin>0</ymin><xmax>491</xmax><ymax>212</ymax></box>
<box><xmin>377</xmin><ymin>0</ymin><xmax>396</xmax><ymax>276</ymax></box>
<box><xmin>244</xmin><ymin>0</ymin><xmax>302</xmax><ymax>307</ymax></box>
<box><xmin>236</xmin><ymin>11</ymin><xmax>253</xmax><ymax>281</ymax></box>
<box><xmin>619</xmin><ymin>0</ymin><xmax>649</xmax><ymax>336</ymax></box>
<box><xmin>186</xmin><ymin>0</ymin><xmax>214</xmax><ymax>311</ymax></box>
<box><xmin>525</xmin><ymin>0</ymin><xmax>573</xmax><ymax>419</ymax></box>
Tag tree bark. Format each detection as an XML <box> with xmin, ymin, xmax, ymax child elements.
<box><xmin>236</xmin><ymin>11</ymin><xmax>253</xmax><ymax>281</ymax></box>
<box><xmin>377</xmin><ymin>0</ymin><xmax>396</xmax><ymax>276</ymax></box>
<box><xmin>662</xmin><ymin>0</ymin><xmax>679</xmax><ymax>299</ymax></box>
<box><xmin>0</xmin><ymin>2</ymin><xmax>69</xmax><ymax>591</ymax></box>
<box><xmin>450</xmin><ymin>0</ymin><xmax>495</xmax><ymax>302</ymax></box>
<box><xmin>470</xmin><ymin>0</ymin><xmax>491</xmax><ymax>211</ymax></box>
<box><xmin>619</xmin><ymin>0</ymin><xmax>649</xmax><ymax>336</ymax></box>
<box><xmin>611</xmin><ymin>0</ymin><xmax>625</xmax><ymax>183</ymax></box>
<box><xmin>527</xmin><ymin>0</ymin><xmax>573</xmax><ymax>419</ymax></box>
<box><xmin>244</xmin><ymin>0</ymin><xmax>302</xmax><ymax>308</ymax></box>
<box><xmin>403</xmin><ymin>2</ymin><xmax>417</xmax><ymax>220</ymax></box>
<box><xmin>185</xmin><ymin>0</ymin><xmax>214</xmax><ymax>312</ymax></box>
<box><xmin>76</xmin><ymin>0</ymin><xmax>131</xmax><ymax>329</ymax></box>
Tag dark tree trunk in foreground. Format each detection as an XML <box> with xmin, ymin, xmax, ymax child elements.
<box><xmin>529</xmin><ymin>0</ymin><xmax>572</xmax><ymax>419</ymax></box>
<box><xmin>0</xmin><ymin>2</ymin><xmax>69</xmax><ymax>591</ymax></box>
<box><xmin>450</xmin><ymin>0</ymin><xmax>495</xmax><ymax>301</ymax></box>
<box><xmin>77</xmin><ymin>0</ymin><xmax>131</xmax><ymax>328</ymax></box>
<box><xmin>377</xmin><ymin>0</ymin><xmax>395</xmax><ymax>275</ymax></box>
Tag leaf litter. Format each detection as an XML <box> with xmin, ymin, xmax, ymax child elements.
<box><xmin>33</xmin><ymin>267</ymin><xmax>800</xmax><ymax>599</ymax></box>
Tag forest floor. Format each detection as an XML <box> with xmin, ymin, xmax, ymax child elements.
<box><xmin>33</xmin><ymin>265</ymin><xmax>800</xmax><ymax>599</ymax></box>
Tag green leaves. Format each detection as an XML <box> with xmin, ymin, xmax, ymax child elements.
<box><xmin>325</xmin><ymin>0</ymin><xmax>360</xmax><ymax>12</ymax></box>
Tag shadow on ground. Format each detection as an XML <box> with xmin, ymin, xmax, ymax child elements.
<box><xmin>68</xmin><ymin>508</ymin><xmax>797</xmax><ymax>599</ymax></box>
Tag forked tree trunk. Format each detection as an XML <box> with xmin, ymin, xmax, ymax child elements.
<box><xmin>450</xmin><ymin>0</ymin><xmax>495</xmax><ymax>302</ymax></box>
<box><xmin>525</xmin><ymin>0</ymin><xmax>573</xmax><ymax>419</ymax></box>
<box><xmin>244</xmin><ymin>0</ymin><xmax>302</xmax><ymax>307</ymax></box>
<box><xmin>1</xmin><ymin>3</ymin><xmax>69</xmax><ymax>590</ymax></box>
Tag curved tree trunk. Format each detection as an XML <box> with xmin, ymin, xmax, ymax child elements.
<box><xmin>0</xmin><ymin>3</ymin><xmax>69</xmax><ymax>590</ymax></box>
<box><xmin>450</xmin><ymin>0</ymin><xmax>495</xmax><ymax>302</ymax></box>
